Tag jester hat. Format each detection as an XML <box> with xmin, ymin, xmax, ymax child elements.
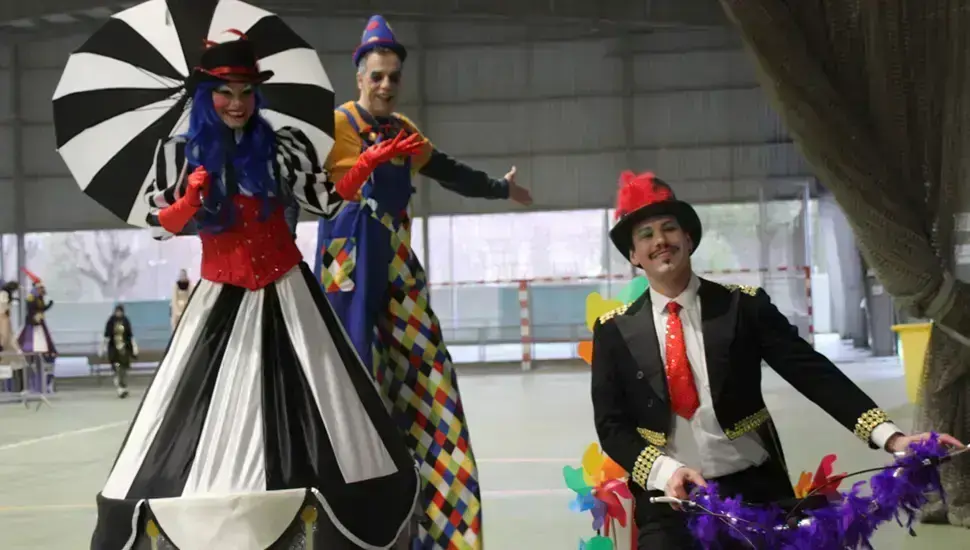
<box><xmin>353</xmin><ymin>15</ymin><xmax>408</xmax><ymax>66</ymax></box>
<box><xmin>21</xmin><ymin>268</ymin><xmax>43</xmax><ymax>287</ymax></box>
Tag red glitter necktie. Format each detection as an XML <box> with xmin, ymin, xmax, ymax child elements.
<box><xmin>665</xmin><ymin>301</ymin><xmax>700</xmax><ymax>419</ymax></box>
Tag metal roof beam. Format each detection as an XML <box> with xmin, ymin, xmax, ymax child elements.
<box><xmin>1</xmin><ymin>0</ymin><xmax>727</xmax><ymax>29</ymax></box>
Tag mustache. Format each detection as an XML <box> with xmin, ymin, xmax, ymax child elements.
<box><xmin>649</xmin><ymin>245</ymin><xmax>679</xmax><ymax>259</ymax></box>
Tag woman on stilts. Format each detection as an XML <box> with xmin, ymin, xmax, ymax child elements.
<box><xmin>90</xmin><ymin>34</ymin><xmax>425</xmax><ymax>550</ymax></box>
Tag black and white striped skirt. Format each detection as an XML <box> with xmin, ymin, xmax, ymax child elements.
<box><xmin>90</xmin><ymin>263</ymin><xmax>419</xmax><ymax>550</ymax></box>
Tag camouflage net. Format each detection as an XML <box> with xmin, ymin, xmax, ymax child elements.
<box><xmin>719</xmin><ymin>0</ymin><xmax>970</xmax><ymax>526</ymax></box>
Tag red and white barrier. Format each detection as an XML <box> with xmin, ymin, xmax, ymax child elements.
<box><xmin>803</xmin><ymin>266</ymin><xmax>815</xmax><ymax>345</ymax></box>
<box><xmin>698</xmin><ymin>266</ymin><xmax>814</xmax><ymax>346</ymax></box>
<box><xmin>518</xmin><ymin>280</ymin><xmax>532</xmax><ymax>371</ymax></box>
<box><xmin>429</xmin><ymin>266</ymin><xmax>813</xmax><ymax>370</ymax></box>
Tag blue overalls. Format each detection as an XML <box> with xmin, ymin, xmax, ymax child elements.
<box><xmin>314</xmin><ymin>105</ymin><xmax>484</xmax><ymax>550</ymax></box>
<box><xmin>314</xmin><ymin>105</ymin><xmax>412</xmax><ymax>373</ymax></box>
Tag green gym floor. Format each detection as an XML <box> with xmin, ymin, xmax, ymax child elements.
<box><xmin>0</xmin><ymin>355</ymin><xmax>966</xmax><ymax>549</ymax></box>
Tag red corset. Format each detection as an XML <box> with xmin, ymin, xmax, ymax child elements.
<box><xmin>198</xmin><ymin>196</ymin><xmax>302</xmax><ymax>291</ymax></box>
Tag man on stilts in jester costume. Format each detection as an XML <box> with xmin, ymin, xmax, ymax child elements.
<box><xmin>315</xmin><ymin>15</ymin><xmax>534</xmax><ymax>549</ymax></box>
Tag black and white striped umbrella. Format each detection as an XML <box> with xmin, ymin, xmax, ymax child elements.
<box><xmin>52</xmin><ymin>0</ymin><xmax>335</xmax><ymax>228</ymax></box>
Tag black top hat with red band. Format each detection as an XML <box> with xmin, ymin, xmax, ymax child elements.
<box><xmin>609</xmin><ymin>171</ymin><xmax>702</xmax><ymax>257</ymax></box>
<box><xmin>186</xmin><ymin>33</ymin><xmax>274</xmax><ymax>93</ymax></box>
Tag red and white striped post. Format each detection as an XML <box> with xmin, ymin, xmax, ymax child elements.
<box><xmin>803</xmin><ymin>266</ymin><xmax>815</xmax><ymax>346</ymax></box>
<box><xmin>518</xmin><ymin>280</ymin><xmax>532</xmax><ymax>371</ymax></box>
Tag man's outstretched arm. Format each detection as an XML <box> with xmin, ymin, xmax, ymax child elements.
<box><xmin>392</xmin><ymin>112</ymin><xmax>515</xmax><ymax>200</ymax></box>
<box><xmin>419</xmin><ymin>149</ymin><xmax>510</xmax><ymax>199</ymax></box>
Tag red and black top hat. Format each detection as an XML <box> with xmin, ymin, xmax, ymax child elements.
<box><xmin>609</xmin><ymin>171</ymin><xmax>702</xmax><ymax>257</ymax></box>
<box><xmin>186</xmin><ymin>31</ymin><xmax>274</xmax><ymax>92</ymax></box>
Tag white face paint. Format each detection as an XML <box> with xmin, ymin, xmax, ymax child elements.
<box><xmin>356</xmin><ymin>50</ymin><xmax>402</xmax><ymax>117</ymax></box>
<box><xmin>212</xmin><ymin>82</ymin><xmax>256</xmax><ymax>129</ymax></box>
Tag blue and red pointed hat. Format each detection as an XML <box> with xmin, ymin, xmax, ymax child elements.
<box><xmin>352</xmin><ymin>15</ymin><xmax>408</xmax><ymax>66</ymax></box>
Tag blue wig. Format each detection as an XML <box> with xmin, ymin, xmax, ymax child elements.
<box><xmin>183</xmin><ymin>81</ymin><xmax>278</xmax><ymax>233</ymax></box>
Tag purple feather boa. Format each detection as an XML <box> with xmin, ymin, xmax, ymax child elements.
<box><xmin>686</xmin><ymin>434</ymin><xmax>949</xmax><ymax>549</ymax></box>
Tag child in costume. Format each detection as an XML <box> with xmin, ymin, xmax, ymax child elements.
<box><xmin>90</xmin><ymin>34</ymin><xmax>425</xmax><ymax>550</ymax></box>
<box><xmin>100</xmin><ymin>304</ymin><xmax>138</xmax><ymax>398</ymax></box>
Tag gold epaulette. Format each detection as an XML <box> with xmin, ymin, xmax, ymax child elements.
<box><xmin>25</xmin><ymin>294</ymin><xmax>34</xmax><ymax>302</ymax></box>
<box><xmin>721</xmin><ymin>283</ymin><xmax>760</xmax><ymax>297</ymax></box>
<box><xmin>597</xmin><ymin>303</ymin><xmax>630</xmax><ymax>324</ymax></box>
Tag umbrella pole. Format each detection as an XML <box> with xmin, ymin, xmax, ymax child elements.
<box><xmin>176</xmin><ymin>158</ymin><xmax>188</xmax><ymax>188</ymax></box>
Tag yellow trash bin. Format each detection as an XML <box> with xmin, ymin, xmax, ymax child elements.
<box><xmin>891</xmin><ymin>323</ymin><xmax>932</xmax><ymax>404</ymax></box>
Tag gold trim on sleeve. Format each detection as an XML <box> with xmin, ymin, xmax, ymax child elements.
<box><xmin>853</xmin><ymin>408</ymin><xmax>891</xmax><ymax>443</ymax></box>
<box><xmin>724</xmin><ymin>408</ymin><xmax>771</xmax><ymax>440</ymax></box>
<box><xmin>637</xmin><ymin>427</ymin><xmax>667</xmax><ymax>447</ymax></box>
<box><xmin>631</xmin><ymin>445</ymin><xmax>663</xmax><ymax>489</ymax></box>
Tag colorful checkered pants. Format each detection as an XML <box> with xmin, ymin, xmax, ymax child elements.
<box><xmin>370</xmin><ymin>212</ymin><xmax>483</xmax><ymax>550</ymax></box>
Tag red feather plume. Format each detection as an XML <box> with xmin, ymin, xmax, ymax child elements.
<box><xmin>21</xmin><ymin>268</ymin><xmax>42</xmax><ymax>285</ymax></box>
<box><xmin>203</xmin><ymin>29</ymin><xmax>248</xmax><ymax>49</ymax></box>
<box><xmin>614</xmin><ymin>170</ymin><xmax>673</xmax><ymax>220</ymax></box>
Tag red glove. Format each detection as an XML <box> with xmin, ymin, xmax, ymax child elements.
<box><xmin>335</xmin><ymin>132</ymin><xmax>425</xmax><ymax>199</ymax></box>
<box><xmin>158</xmin><ymin>166</ymin><xmax>210</xmax><ymax>233</ymax></box>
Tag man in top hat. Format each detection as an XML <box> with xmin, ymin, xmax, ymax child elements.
<box><xmin>591</xmin><ymin>171</ymin><xmax>965</xmax><ymax>548</ymax></box>
<box><xmin>313</xmin><ymin>14</ymin><xmax>533</xmax><ymax>549</ymax></box>
<box><xmin>17</xmin><ymin>268</ymin><xmax>57</xmax><ymax>393</ymax></box>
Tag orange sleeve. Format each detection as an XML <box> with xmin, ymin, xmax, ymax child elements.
<box><xmin>393</xmin><ymin>112</ymin><xmax>434</xmax><ymax>174</ymax></box>
<box><xmin>325</xmin><ymin>110</ymin><xmax>362</xmax><ymax>184</ymax></box>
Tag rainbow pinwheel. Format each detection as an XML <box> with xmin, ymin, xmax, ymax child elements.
<box><xmin>564</xmin><ymin>443</ymin><xmax>633</xmax><ymax>546</ymax></box>
<box><xmin>793</xmin><ymin>454</ymin><xmax>847</xmax><ymax>499</ymax></box>
<box><xmin>577</xmin><ymin>277</ymin><xmax>649</xmax><ymax>365</ymax></box>
<box><xmin>578</xmin><ymin>535</ymin><xmax>614</xmax><ymax>550</ymax></box>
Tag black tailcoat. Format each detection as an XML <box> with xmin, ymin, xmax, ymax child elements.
<box><xmin>590</xmin><ymin>278</ymin><xmax>892</xmax><ymax>491</ymax></box>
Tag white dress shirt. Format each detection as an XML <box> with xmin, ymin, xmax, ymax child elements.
<box><xmin>646</xmin><ymin>275</ymin><xmax>902</xmax><ymax>492</ymax></box>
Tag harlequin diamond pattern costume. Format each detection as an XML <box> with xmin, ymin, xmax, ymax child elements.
<box><xmin>314</xmin><ymin>15</ymin><xmax>513</xmax><ymax>550</ymax></box>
